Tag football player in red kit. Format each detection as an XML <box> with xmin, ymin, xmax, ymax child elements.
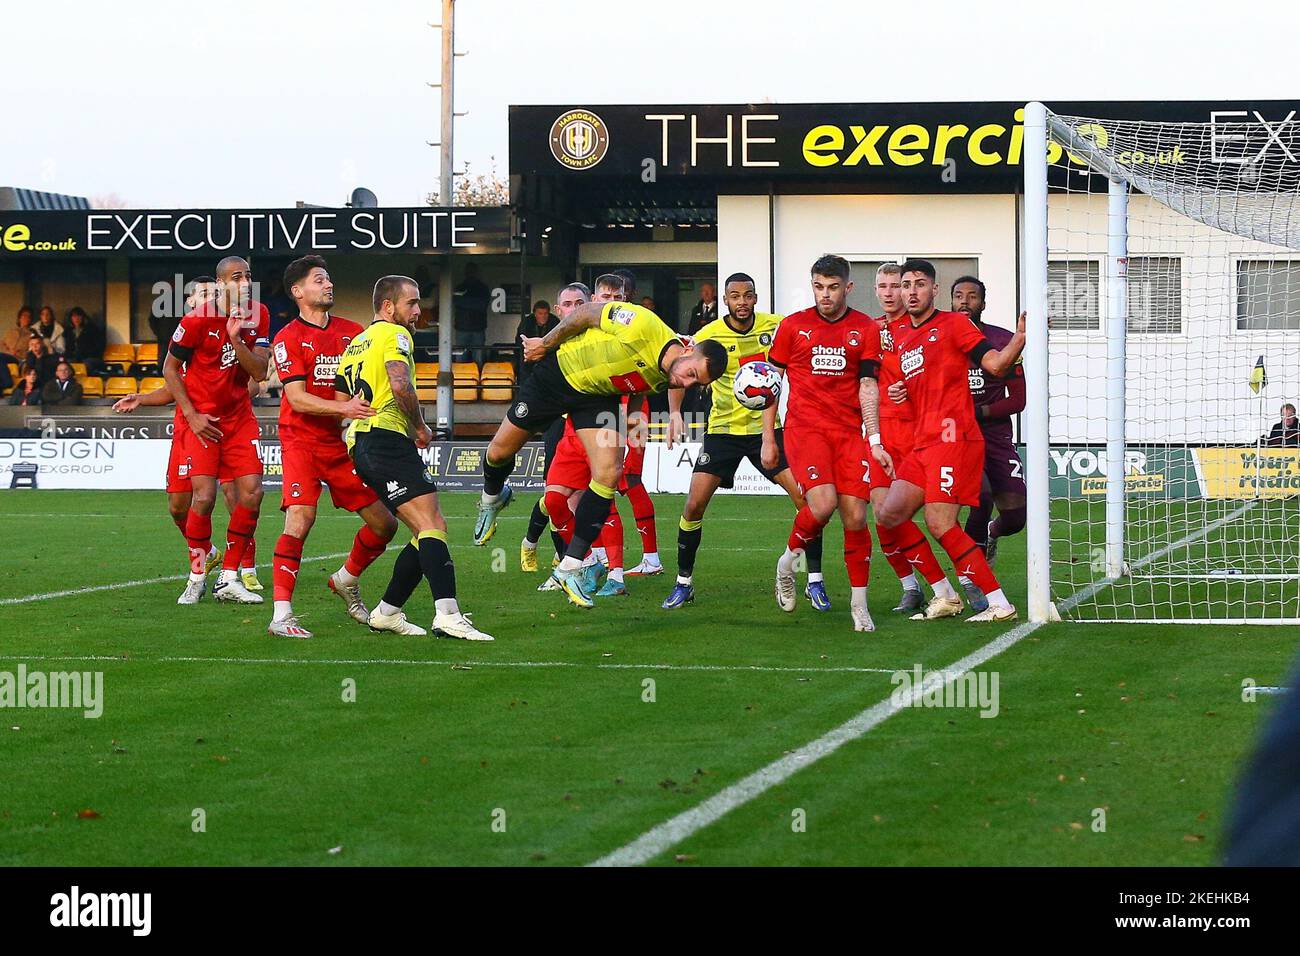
<box><xmin>763</xmin><ymin>254</ymin><xmax>892</xmax><ymax>633</ymax></box>
<box><xmin>875</xmin><ymin>259</ymin><xmax>1025</xmax><ymax>622</ymax></box>
<box><xmin>164</xmin><ymin>256</ymin><xmax>270</xmax><ymax>606</ymax></box>
<box><xmin>266</xmin><ymin>256</ymin><xmax>400</xmax><ymax>639</ymax></box>
<box><xmin>870</xmin><ymin>263</ymin><xmax>954</xmax><ymax>614</ymax></box>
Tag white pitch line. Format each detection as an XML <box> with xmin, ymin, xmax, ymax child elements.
<box><xmin>0</xmin><ymin>546</ymin><xmax>401</xmax><ymax>607</ymax></box>
<box><xmin>0</xmin><ymin>653</ymin><xmax>903</xmax><ymax>676</ymax></box>
<box><xmin>589</xmin><ymin>619</ymin><xmax>1042</xmax><ymax>867</ymax></box>
<box><xmin>590</xmin><ymin>495</ymin><xmax>1258</xmax><ymax>866</ymax></box>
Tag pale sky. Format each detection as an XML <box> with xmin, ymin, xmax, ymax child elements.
<box><xmin>6</xmin><ymin>0</ymin><xmax>1297</xmax><ymax>209</ymax></box>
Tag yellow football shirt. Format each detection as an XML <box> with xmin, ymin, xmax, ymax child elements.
<box><xmin>695</xmin><ymin>312</ymin><xmax>782</xmax><ymax>436</ymax></box>
<box><xmin>336</xmin><ymin>319</ymin><xmax>416</xmax><ymax>448</ymax></box>
<box><xmin>556</xmin><ymin>302</ymin><xmax>681</xmax><ymax>396</ymax></box>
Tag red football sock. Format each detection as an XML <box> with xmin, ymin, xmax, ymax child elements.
<box><xmin>544</xmin><ymin>490</ymin><xmax>575</xmax><ymax>545</ymax></box>
<box><xmin>241</xmin><ymin>535</ymin><xmax>256</xmax><ymax>569</ymax></box>
<box><xmin>939</xmin><ymin>526</ymin><xmax>1001</xmax><ymax>595</ymax></box>
<box><xmin>874</xmin><ymin>523</ymin><xmax>916</xmax><ymax>582</ymax></box>
<box><xmin>842</xmin><ymin>526</ymin><xmax>873</xmax><ymax>587</ymax></box>
<box><xmin>345</xmin><ymin>524</ymin><xmax>390</xmax><ymax>577</ymax></box>
<box><xmin>895</xmin><ymin>524</ymin><xmax>948</xmax><ymax>586</ymax></box>
<box><xmin>602</xmin><ymin>502</ymin><xmax>624</xmax><ymax>570</ymax></box>
<box><xmin>787</xmin><ymin>505</ymin><xmax>828</xmax><ymax>553</ymax></box>
<box><xmin>221</xmin><ymin>505</ymin><xmax>259</xmax><ymax>572</ymax></box>
<box><xmin>172</xmin><ymin>513</ymin><xmax>188</xmax><ymax>543</ymax></box>
<box><xmin>185</xmin><ymin>510</ymin><xmax>213</xmax><ymax>575</ymax></box>
<box><xmin>273</xmin><ymin>533</ymin><xmax>304</xmax><ymax>602</ymax></box>
<box><xmin>626</xmin><ymin>482</ymin><xmax>657</xmax><ymax>553</ymax></box>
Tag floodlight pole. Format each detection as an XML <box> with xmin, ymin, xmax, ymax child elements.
<box><xmin>435</xmin><ymin>0</ymin><xmax>456</xmax><ymax>435</ymax></box>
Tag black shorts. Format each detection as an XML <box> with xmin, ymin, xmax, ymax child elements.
<box><xmin>506</xmin><ymin>351</ymin><xmax>620</xmax><ymax>434</ymax></box>
<box><xmin>694</xmin><ymin>429</ymin><xmax>790</xmax><ymax>489</ymax></box>
<box><xmin>350</xmin><ymin>428</ymin><xmax>438</xmax><ymax>514</ymax></box>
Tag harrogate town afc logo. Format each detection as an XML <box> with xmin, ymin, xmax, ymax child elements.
<box><xmin>759</xmin><ymin>332</ymin><xmax>772</xmax><ymax>346</ymax></box>
<box><xmin>549</xmin><ymin>110</ymin><xmax>610</xmax><ymax>170</ymax></box>
<box><xmin>514</xmin><ymin>402</ymin><xmax>529</xmax><ymax>419</ymax></box>
<box><xmin>698</xmin><ymin>452</ymin><xmax>711</xmax><ymax>465</ymax></box>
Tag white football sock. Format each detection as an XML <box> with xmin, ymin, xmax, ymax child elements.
<box><xmin>273</xmin><ymin>600</ymin><xmax>293</xmax><ymax>622</ymax></box>
<box><xmin>608</xmin><ymin>568</ymin><xmax>624</xmax><ymax>584</ymax></box>
<box><xmin>958</xmin><ymin>575</ymin><xmax>973</xmax><ymax>587</ymax></box>
<box><xmin>932</xmin><ymin>578</ymin><xmax>958</xmax><ymax>600</ymax></box>
<box><xmin>333</xmin><ymin>567</ymin><xmax>359</xmax><ymax>587</ymax></box>
<box><xmin>676</xmin><ymin>574</ymin><xmax>692</xmax><ymax>586</ymax></box>
<box><xmin>900</xmin><ymin>573</ymin><xmax>919</xmax><ymax>592</ymax></box>
<box><xmin>643</xmin><ymin>551</ymin><xmax>660</xmax><ymax>564</ymax></box>
<box><xmin>558</xmin><ymin>556</ymin><xmax>583</xmax><ymax>573</ymax></box>
<box><xmin>376</xmin><ymin>601</ymin><xmax>401</xmax><ymax>617</ymax></box>
<box><xmin>434</xmin><ymin>598</ymin><xmax>460</xmax><ymax>616</ymax></box>
<box><xmin>479</xmin><ymin>491</ymin><xmax>499</xmax><ymax>507</ymax></box>
<box><xmin>987</xmin><ymin>588</ymin><xmax>1010</xmax><ymax>608</ymax></box>
<box><xmin>778</xmin><ymin>548</ymin><xmax>801</xmax><ymax>575</ymax></box>
<box><xmin>808</xmin><ymin>571</ymin><xmax>824</xmax><ymax>584</ymax></box>
<box><xmin>850</xmin><ymin>585</ymin><xmax>868</xmax><ymax>607</ymax></box>
<box><xmin>218</xmin><ymin>569</ymin><xmax>237</xmax><ymax>585</ymax></box>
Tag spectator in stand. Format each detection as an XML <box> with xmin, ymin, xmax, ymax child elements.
<box><xmin>265</xmin><ymin>276</ymin><xmax>295</xmax><ymax>341</ymax></box>
<box><xmin>42</xmin><ymin>359</ymin><xmax>83</xmax><ymax>406</ymax></box>
<box><xmin>1263</xmin><ymin>403</ymin><xmax>1300</xmax><ymax>447</ymax></box>
<box><xmin>641</xmin><ymin>295</ymin><xmax>657</xmax><ymax>311</ymax></box>
<box><xmin>62</xmin><ymin>307</ymin><xmax>105</xmax><ymax>372</ymax></box>
<box><xmin>453</xmin><ymin>262</ymin><xmax>491</xmax><ymax>357</ymax></box>
<box><xmin>688</xmin><ymin>282</ymin><xmax>718</xmax><ymax>335</ymax></box>
<box><xmin>516</xmin><ymin>299</ymin><xmax>560</xmax><ymax>384</ymax></box>
<box><xmin>1</xmin><ymin>306</ymin><xmax>35</xmax><ymax>363</ymax></box>
<box><xmin>24</xmin><ymin>334</ymin><xmax>58</xmax><ymax>386</ymax></box>
<box><xmin>8</xmin><ymin>367</ymin><xmax>42</xmax><ymax>405</ymax></box>
<box><xmin>36</xmin><ymin>306</ymin><xmax>65</xmax><ymax>354</ymax></box>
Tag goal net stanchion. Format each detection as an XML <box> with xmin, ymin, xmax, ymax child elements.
<box><xmin>1024</xmin><ymin>101</ymin><xmax>1300</xmax><ymax>624</ymax></box>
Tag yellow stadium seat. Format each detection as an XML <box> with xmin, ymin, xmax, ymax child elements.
<box><xmin>103</xmin><ymin>343</ymin><xmax>136</xmax><ymax>364</ymax></box>
<box><xmin>416</xmin><ymin>385</ymin><xmax>440</xmax><ymax>403</ymax></box>
<box><xmin>138</xmin><ymin>377</ymin><xmax>167</xmax><ymax>393</ymax></box>
<box><xmin>452</xmin><ymin>362</ymin><xmax>479</xmax><ymax>402</ymax></box>
<box><xmin>69</xmin><ymin>362</ymin><xmax>88</xmax><ymax>378</ymax></box>
<box><xmin>135</xmin><ymin>343</ymin><xmax>159</xmax><ymax>364</ymax></box>
<box><xmin>104</xmin><ymin>376</ymin><xmax>138</xmax><ymax>398</ymax></box>
<box><xmin>80</xmin><ymin>378</ymin><xmax>104</xmax><ymax>398</ymax></box>
<box><xmin>414</xmin><ymin>362</ymin><xmax>439</xmax><ymax>386</ymax></box>
<box><xmin>5</xmin><ymin>361</ymin><xmax>18</xmax><ymax>394</ymax></box>
<box><xmin>481</xmin><ymin>361</ymin><xmax>516</xmax><ymax>384</ymax></box>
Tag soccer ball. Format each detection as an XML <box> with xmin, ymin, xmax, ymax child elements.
<box><xmin>733</xmin><ymin>360</ymin><xmax>781</xmax><ymax>410</ymax></box>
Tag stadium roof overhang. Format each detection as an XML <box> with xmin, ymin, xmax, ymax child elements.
<box><xmin>0</xmin><ymin>205</ymin><xmax>517</xmax><ymax>260</ymax></box>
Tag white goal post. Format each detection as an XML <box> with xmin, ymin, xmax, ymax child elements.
<box><xmin>1024</xmin><ymin>101</ymin><xmax>1300</xmax><ymax>624</ymax></box>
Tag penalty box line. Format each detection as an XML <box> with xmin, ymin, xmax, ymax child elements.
<box><xmin>0</xmin><ymin>653</ymin><xmax>905</xmax><ymax>676</ymax></box>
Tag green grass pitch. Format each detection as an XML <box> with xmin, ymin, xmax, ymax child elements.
<box><xmin>0</xmin><ymin>489</ymin><xmax>1294</xmax><ymax>866</ymax></box>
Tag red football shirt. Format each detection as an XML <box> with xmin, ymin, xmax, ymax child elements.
<box><xmin>169</xmin><ymin>303</ymin><xmax>269</xmax><ymax>419</ymax></box>
<box><xmin>768</xmin><ymin>306</ymin><xmax>882</xmax><ymax>433</ymax></box>
<box><xmin>894</xmin><ymin>309</ymin><xmax>991</xmax><ymax>449</ymax></box>
<box><xmin>876</xmin><ymin>315</ymin><xmax>914</xmax><ymax>423</ymax></box>
<box><xmin>273</xmin><ymin>314</ymin><xmax>363</xmax><ymax>444</ymax></box>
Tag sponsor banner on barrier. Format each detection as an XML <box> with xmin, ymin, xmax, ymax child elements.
<box><xmin>1193</xmin><ymin>447</ymin><xmax>1300</xmax><ymax>498</ymax></box>
<box><xmin>647</xmin><ymin>441</ymin><xmax>785</xmax><ymax>496</ymax></box>
<box><xmin>1045</xmin><ymin>445</ymin><xmax>1194</xmax><ymax>499</ymax></box>
<box><xmin>0</xmin><ymin>438</ymin><xmax>170</xmax><ymax>490</ymax></box>
<box><xmin>0</xmin><ymin>439</ymin><xmax>547</xmax><ymax>492</ymax></box>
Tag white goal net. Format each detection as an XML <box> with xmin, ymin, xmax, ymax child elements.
<box><xmin>1024</xmin><ymin>103</ymin><xmax>1300</xmax><ymax>623</ymax></box>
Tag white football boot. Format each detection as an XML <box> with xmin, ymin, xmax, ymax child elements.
<box><xmin>212</xmin><ymin>575</ymin><xmax>264</xmax><ymax>604</ymax></box>
<box><xmin>432</xmin><ymin>611</ymin><xmax>494</xmax><ymax>642</ymax></box>
<box><xmin>775</xmin><ymin>556</ymin><xmax>798</xmax><ymax>612</ymax></box>
<box><xmin>268</xmin><ymin>616</ymin><xmax>313</xmax><ymax>639</ymax></box>
<box><xmin>177</xmin><ymin>578</ymin><xmax>206</xmax><ymax>605</ymax></box>
<box><xmin>910</xmin><ymin>594</ymin><xmax>964</xmax><ymax>621</ymax></box>
<box><xmin>368</xmin><ymin>607</ymin><xmax>428</xmax><ymax>636</ymax></box>
<box><xmin>851</xmin><ymin>603</ymin><xmax>876</xmax><ymax>632</ymax></box>
<box><xmin>328</xmin><ymin>572</ymin><xmax>371</xmax><ymax>625</ymax></box>
<box><xmin>967</xmin><ymin>604</ymin><xmax>1018</xmax><ymax>623</ymax></box>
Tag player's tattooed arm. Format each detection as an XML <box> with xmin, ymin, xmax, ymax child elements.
<box><xmin>760</xmin><ymin>394</ymin><xmax>781</xmax><ymax>470</ymax></box>
<box><xmin>526</xmin><ymin>301</ymin><xmax>604</xmax><ymax>359</ymax></box>
<box><xmin>386</xmin><ymin>360</ymin><xmax>431</xmax><ymax>445</ymax></box>
<box><xmin>859</xmin><ymin>377</ymin><xmax>895</xmax><ymax>478</ymax></box>
<box><xmin>979</xmin><ymin>311</ymin><xmax>1028</xmax><ymax>378</ymax></box>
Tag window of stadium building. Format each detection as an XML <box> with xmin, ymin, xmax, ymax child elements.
<box><xmin>1236</xmin><ymin>259</ymin><xmax>1300</xmax><ymax>331</ymax></box>
<box><xmin>1126</xmin><ymin>256</ymin><xmax>1182</xmax><ymax>334</ymax></box>
<box><xmin>1047</xmin><ymin>260</ymin><xmax>1100</xmax><ymax>331</ymax></box>
<box><xmin>846</xmin><ymin>257</ymin><xmax>978</xmax><ymax>317</ymax></box>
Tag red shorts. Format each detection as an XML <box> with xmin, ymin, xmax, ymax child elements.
<box><xmin>782</xmin><ymin>426</ymin><xmax>872</xmax><ymax>500</ymax></box>
<box><xmin>895</xmin><ymin>439</ymin><xmax>985</xmax><ymax>506</ymax></box>
<box><xmin>870</xmin><ymin>415</ymin><xmax>916</xmax><ymax>492</ymax></box>
<box><xmin>281</xmin><ymin>438</ymin><xmax>380</xmax><ymax>513</ymax></box>
<box><xmin>167</xmin><ymin>417</ymin><xmax>260</xmax><ymax>492</ymax></box>
<box><xmin>547</xmin><ymin>429</ymin><xmax>591</xmax><ymax>490</ymax></box>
